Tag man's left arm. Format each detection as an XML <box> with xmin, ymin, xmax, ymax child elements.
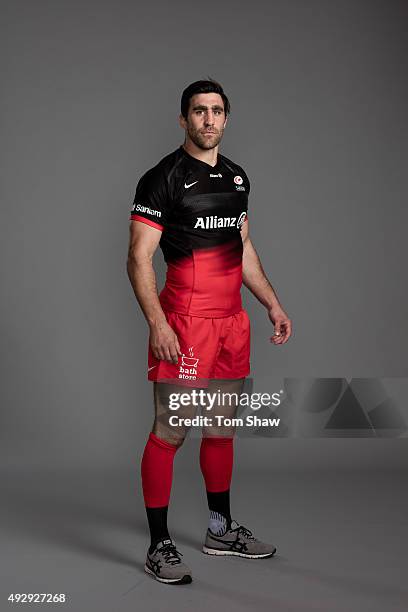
<box><xmin>241</xmin><ymin>219</ymin><xmax>292</xmax><ymax>344</ymax></box>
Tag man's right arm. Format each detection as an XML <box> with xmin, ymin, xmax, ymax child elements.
<box><xmin>126</xmin><ymin>221</ymin><xmax>181</xmax><ymax>364</ymax></box>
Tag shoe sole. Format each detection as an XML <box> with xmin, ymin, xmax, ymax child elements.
<box><xmin>202</xmin><ymin>545</ymin><xmax>276</xmax><ymax>559</ymax></box>
<box><xmin>144</xmin><ymin>564</ymin><xmax>192</xmax><ymax>584</ymax></box>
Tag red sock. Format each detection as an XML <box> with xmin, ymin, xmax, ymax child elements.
<box><xmin>199</xmin><ymin>436</ymin><xmax>234</xmax><ymax>492</ymax></box>
<box><xmin>141</xmin><ymin>432</ymin><xmax>179</xmax><ymax>507</ymax></box>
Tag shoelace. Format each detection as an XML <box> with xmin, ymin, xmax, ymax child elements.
<box><xmin>231</xmin><ymin>521</ymin><xmax>257</xmax><ymax>541</ymax></box>
<box><xmin>160</xmin><ymin>543</ymin><xmax>183</xmax><ymax>565</ymax></box>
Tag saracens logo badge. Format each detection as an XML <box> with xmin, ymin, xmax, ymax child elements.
<box><xmin>237</xmin><ymin>212</ymin><xmax>247</xmax><ymax>228</ymax></box>
<box><xmin>234</xmin><ymin>175</ymin><xmax>243</xmax><ymax>185</ymax></box>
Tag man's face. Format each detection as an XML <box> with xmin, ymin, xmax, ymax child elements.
<box><xmin>180</xmin><ymin>92</ymin><xmax>227</xmax><ymax>150</ymax></box>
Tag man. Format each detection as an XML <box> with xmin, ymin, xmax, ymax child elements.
<box><xmin>127</xmin><ymin>79</ymin><xmax>292</xmax><ymax>585</ymax></box>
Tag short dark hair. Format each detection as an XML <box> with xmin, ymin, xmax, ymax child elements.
<box><xmin>180</xmin><ymin>78</ymin><xmax>231</xmax><ymax>119</ymax></box>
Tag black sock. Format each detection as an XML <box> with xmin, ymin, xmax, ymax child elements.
<box><xmin>146</xmin><ymin>506</ymin><xmax>170</xmax><ymax>552</ymax></box>
<box><xmin>206</xmin><ymin>489</ymin><xmax>232</xmax><ymax>528</ymax></box>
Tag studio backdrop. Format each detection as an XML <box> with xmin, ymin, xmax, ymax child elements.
<box><xmin>1</xmin><ymin>0</ymin><xmax>407</xmax><ymax>472</ymax></box>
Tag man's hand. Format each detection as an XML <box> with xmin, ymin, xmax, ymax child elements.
<box><xmin>268</xmin><ymin>305</ymin><xmax>292</xmax><ymax>345</ymax></box>
<box><xmin>149</xmin><ymin>320</ymin><xmax>182</xmax><ymax>363</ymax></box>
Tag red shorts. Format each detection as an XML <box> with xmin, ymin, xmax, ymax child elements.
<box><xmin>147</xmin><ymin>309</ymin><xmax>250</xmax><ymax>387</ymax></box>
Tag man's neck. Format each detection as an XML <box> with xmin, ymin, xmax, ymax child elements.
<box><xmin>182</xmin><ymin>141</ymin><xmax>219</xmax><ymax>168</ymax></box>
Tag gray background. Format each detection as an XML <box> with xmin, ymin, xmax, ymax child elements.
<box><xmin>1</xmin><ymin>1</ymin><xmax>408</xmax><ymax>610</ymax></box>
<box><xmin>1</xmin><ymin>0</ymin><xmax>407</xmax><ymax>470</ymax></box>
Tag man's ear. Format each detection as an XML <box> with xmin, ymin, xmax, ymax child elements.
<box><xmin>223</xmin><ymin>116</ymin><xmax>228</xmax><ymax>128</ymax></box>
<box><xmin>179</xmin><ymin>113</ymin><xmax>187</xmax><ymax>129</ymax></box>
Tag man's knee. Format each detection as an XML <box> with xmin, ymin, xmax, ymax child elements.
<box><xmin>151</xmin><ymin>425</ymin><xmax>188</xmax><ymax>449</ymax></box>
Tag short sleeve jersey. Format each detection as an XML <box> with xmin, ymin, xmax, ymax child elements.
<box><xmin>129</xmin><ymin>145</ymin><xmax>250</xmax><ymax>317</ymax></box>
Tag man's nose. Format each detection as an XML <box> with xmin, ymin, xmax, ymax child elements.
<box><xmin>204</xmin><ymin>112</ymin><xmax>215</xmax><ymax>125</ymax></box>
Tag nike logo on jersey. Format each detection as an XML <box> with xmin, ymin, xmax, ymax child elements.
<box><xmin>184</xmin><ymin>181</ymin><xmax>198</xmax><ymax>189</ymax></box>
<box><xmin>148</xmin><ymin>366</ymin><xmax>156</xmax><ymax>372</ymax></box>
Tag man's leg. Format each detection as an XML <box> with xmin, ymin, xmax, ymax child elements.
<box><xmin>199</xmin><ymin>377</ymin><xmax>245</xmax><ymax>535</ymax></box>
<box><xmin>199</xmin><ymin>377</ymin><xmax>277</xmax><ymax>558</ymax></box>
<box><xmin>143</xmin><ymin>306</ymin><xmax>227</xmax><ymax>582</ymax></box>
<box><xmin>141</xmin><ymin>381</ymin><xmax>203</xmax><ymax>584</ymax></box>
<box><xmin>141</xmin><ymin>382</ymin><xmax>196</xmax><ymax>551</ymax></box>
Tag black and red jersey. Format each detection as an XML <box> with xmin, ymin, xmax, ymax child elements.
<box><xmin>129</xmin><ymin>145</ymin><xmax>250</xmax><ymax>317</ymax></box>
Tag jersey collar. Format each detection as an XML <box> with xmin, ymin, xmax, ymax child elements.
<box><xmin>179</xmin><ymin>145</ymin><xmax>221</xmax><ymax>171</ymax></box>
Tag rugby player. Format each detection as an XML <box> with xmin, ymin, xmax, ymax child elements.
<box><xmin>127</xmin><ymin>79</ymin><xmax>292</xmax><ymax>584</ymax></box>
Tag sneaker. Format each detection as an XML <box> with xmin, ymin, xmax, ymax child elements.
<box><xmin>202</xmin><ymin>519</ymin><xmax>277</xmax><ymax>559</ymax></box>
<box><xmin>144</xmin><ymin>538</ymin><xmax>192</xmax><ymax>584</ymax></box>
